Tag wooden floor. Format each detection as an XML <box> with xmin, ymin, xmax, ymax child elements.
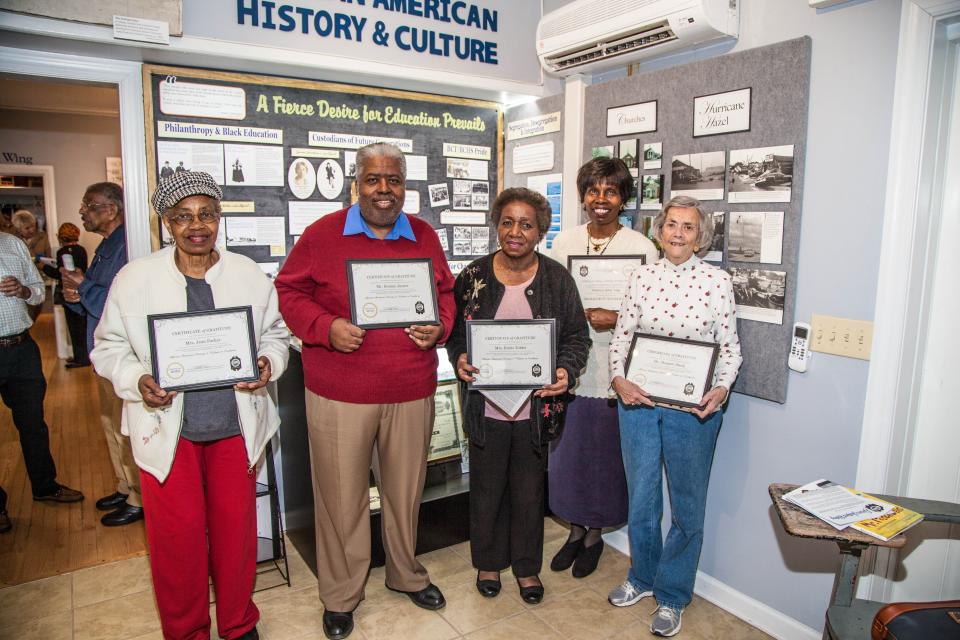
<box><xmin>0</xmin><ymin>311</ymin><xmax>148</xmax><ymax>587</ymax></box>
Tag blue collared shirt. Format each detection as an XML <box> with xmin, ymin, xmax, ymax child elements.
<box><xmin>69</xmin><ymin>224</ymin><xmax>127</xmax><ymax>351</ymax></box>
<box><xmin>342</xmin><ymin>203</ymin><xmax>416</xmax><ymax>241</ymax></box>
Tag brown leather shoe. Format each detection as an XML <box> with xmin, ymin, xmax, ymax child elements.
<box><xmin>33</xmin><ymin>484</ymin><xmax>84</xmax><ymax>503</ymax></box>
<box><xmin>0</xmin><ymin>510</ymin><xmax>11</xmax><ymax>533</ymax></box>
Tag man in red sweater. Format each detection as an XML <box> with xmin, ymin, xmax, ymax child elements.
<box><xmin>276</xmin><ymin>142</ymin><xmax>455</xmax><ymax>640</ymax></box>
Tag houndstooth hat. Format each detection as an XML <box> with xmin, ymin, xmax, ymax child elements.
<box><xmin>151</xmin><ymin>171</ymin><xmax>223</xmax><ymax>215</ymax></box>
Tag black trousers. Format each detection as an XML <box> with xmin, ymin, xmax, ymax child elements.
<box><xmin>62</xmin><ymin>304</ymin><xmax>89</xmax><ymax>364</ymax></box>
<box><xmin>0</xmin><ymin>335</ymin><xmax>58</xmax><ymax>497</ymax></box>
<box><xmin>469</xmin><ymin>417</ymin><xmax>546</xmax><ymax>578</ymax></box>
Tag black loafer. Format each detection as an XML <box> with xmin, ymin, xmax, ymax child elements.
<box><xmin>95</xmin><ymin>491</ymin><xmax>129</xmax><ymax>511</ymax></box>
<box><xmin>322</xmin><ymin>610</ymin><xmax>353</xmax><ymax>640</ymax></box>
<box><xmin>476</xmin><ymin>572</ymin><xmax>501</xmax><ymax>598</ymax></box>
<box><xmin>236</xmin><ymin>626</ymin><xmax>259</xmax><ymax>640</ymax></box>
<box><xmin>388</xmin><ymin>583</ymin><xmax>446</xmax><ymax>610</ymax></box>
<box><xmin>550</xmin><ymin>537</ymin><xmax>584</xmax><ymax>571</ymax></box>
<box><xmin>101</xmin><ymin>504</ymin><xmax>144</xmax><ymax>526</ymax></box>
<box><xmin>517</xmin><ymin>577</ymin><xmax>544</xmax><ymax>604</ymax></box>
<box><xmin>572</xmin><ymin>540</ymin><xmax>604</xmax><ymax>578</ymax></box>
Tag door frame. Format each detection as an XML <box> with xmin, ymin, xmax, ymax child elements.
<box><xmin>0</xmin><ymin>46</ymin><xmax>151</xmax><ymax>259</ymax></box>
<box><xmin>0</xmin><ymin>163</ymin><xmax>57</xmax><ymax>247</ymax></box>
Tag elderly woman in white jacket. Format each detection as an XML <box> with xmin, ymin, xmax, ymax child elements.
<box><xmin>91</xmin><ymin>171</ymin><xmax>288</xmax><ymax>640</ymax></box>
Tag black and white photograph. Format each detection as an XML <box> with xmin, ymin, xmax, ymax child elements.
<box><xmin>728</xmin><ymin>211</ymin><xmax>784</xmax><ymax>263</ymax></box>
<box><xmin>643</xmin><ymin>142</ymin><xmax>663</xmax><ymax>169</ymax></box>
<box><xmin>288</xmin><ymin>158</ymin><xmax>316</xmax><ymax>200</ymax></box>
<box><xmin>452</xmin><ymin>179</ymin><xmax>473</xmax><ymax>195</ymax></box>
<box><xmin>453</xmin><ymin>226</ymin><xmax>473</xmax><ymax>241</ymax></box>
<box><xmin>472</xmin><ymin>193</ymin><xmax>489</xmax><ymax>210</ymax></box>
<box><xmin>728</xmin><ymin>267</ymin><xmax>786</xmax><ymax>324</ymax></box>
<box><xmin>453</xmin><ymin>239</ymin><xmax>472</xmax><ymax>256</ymax></box>
<box><xmin>224</xmin><ymin>144</ymin><xmax>284</xmax><ymax>186</ymax></box>
<box><xmin>472</xmin><ymin>181</ymin><xmax>489</xmax><ymax>195</ymax></box>
<box><xmin>317</xmin><ymin>159</ymin><xmax>344</xmax><ymax>199</ymax></box>
<box><xmin>157</xmin><ymin>140</ymin><xmax>225</xmax><ymax>184</ymax></box>
<box><xmin>617</xmin><ymin>138</ymin><xmax>638</xmax><ymax>170</ymax></box>
<box><xmin>435</xmin><ymin>227</ymin><xmax>449</xmax><ymax>252</ymax></box>
<box><xmin>428</xmin><ymin>183</ymin><xmax>450</xmax><ymax>207</ymax></box>
<box><xmin>453</xmin><ymin>193</ymin><xmax>472</xmax><ymax>209</ymax></box>
<box><xmin>640</xmin><ymin>174</ymin><xmax>663</xmax><ymax>210</ymax></box>
<box><xmin>728</xmin><ymin>145</ymin><xmax>794</xmax><ymax>203</ymax></box>
<box><xmin>705</xmin><ymin>212</ymin><xmax>725</xmax><ymax>262</ymax></box>
<box><xmin>471</xmin><ymin>226</ymin><xmax>489</xmax><ymax>254</ymax></box>
<box><xmin>671</xmin><ymin>151</ymin><xmax>725</xmax><ymax>200</ymax></box>
<box><xmin>344</xmin><ymin>151</ymin><xmax>357</xmax><ymax>178</ymax></box>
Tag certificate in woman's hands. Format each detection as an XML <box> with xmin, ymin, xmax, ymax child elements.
<box><xmin>148</xmin><ymin>306</ymin><xmax>259</xmax><ymax>391</ymax></box>
<box><xmin>624</xmin><ymin>333</ymin><xmax>719</xmax><ymax>409</ymax></box>
<box><xmin>466</xmin><ymin>319</ymin><xmax>556</xmax><ymax>390</ymax></box>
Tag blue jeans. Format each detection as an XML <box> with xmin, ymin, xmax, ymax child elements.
<box><xmin>618</xmin><ymin>403</ymin><xmax>721</xmax><ymax>610</ymax></box>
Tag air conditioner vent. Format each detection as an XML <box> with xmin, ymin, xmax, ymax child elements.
<box><xmin>544</xmin><ymin>21</ymin><xmax>677</xmax><ymax>72</ymax></box>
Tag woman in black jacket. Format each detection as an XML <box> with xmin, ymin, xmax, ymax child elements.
<box><xmin>41</xmin><ymin>222</ymin><xmax>90</xmax><ymax>367</ymax></box>
<box><xmin>447</xmin><ymin>187</ymin><xmax>590</xmax><ymax>605</ymax></box>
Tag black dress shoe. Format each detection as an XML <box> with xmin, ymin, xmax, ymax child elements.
<box><xmin>388</xmin><ymin>583</ymin><xmax>446</xmax><ymax>610</ymax></box>
<box><xmin>236</xmin><ymin>626</ymin><xmax>259</xmax><ymax>640</ymax></box>
<box><xmin>516</xmin><ymin>577</ymin><xmax>544</xmax><ymax>604</ymax></box>
<box><xmin>322</xmin><ymin>610</ymin><xmax>354</xmax><ymax>640</ymax></box>
<box><xmin>95</xmin><ymin>491</ymin><xmax>129</xmax><ymax>511</ymax></box>
<box><xmin>476</xmin><ymin>571</ymin><xmax>501</xmax><ymax>598</ymax></box>
<box><xmin>572</xmin><ymin>540</ymin><xmax>604</xmax><ymax>578</ymax></box>
<box><xmin>550</xmin><ymin>537</ymin><xmax>584</xmax><ymax>572</ymax></box>
<box><xmin>101</xmin><ymin>504</ymin><xmax>144</xmax><ymax>526</ymax></box>
<box><xmin>65</xmin><ymin>361</ymin><xmax>91</xmax><ymax>369</ymax></box>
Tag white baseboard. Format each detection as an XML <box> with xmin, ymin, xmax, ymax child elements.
<box><xmin>601</xmin><ymin>529</ymin><xmax>819</xmax><ymax>640</ymax></box>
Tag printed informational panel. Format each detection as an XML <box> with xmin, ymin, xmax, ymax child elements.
<box><xmin>582</xmin><ymin>38</ymin><xmax>812</xmax><ymax>404</ymax></box>
<box><xmin>144</xmin><ymin>65</ymin><xmax>502</xmax><ymax>273</ymax></box>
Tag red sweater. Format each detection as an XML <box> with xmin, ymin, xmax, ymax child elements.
<box><xmin>276</xmin><ymin>208</ymin><xmax>455</xmax><ymax>403</ymax></box>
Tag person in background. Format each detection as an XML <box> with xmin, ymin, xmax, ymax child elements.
<box><xmin>41</xmin><ymin>222</ymin><xmax>90</xmax><ymax>368</ymax></box>
<box><xmin>546</xmin><ymin>158</ymin><xmax>658</xmax><ymax>578</ymax></box>
<box><xmin>11</xmin><ymin>209</ymin><xmax>50</xmax><ymax>263</ymax></box>
<box><xmin>0</xmin><ymin>231</ymin><xmax>84</xmax><ymax>535</ymax></box>
<box><xmin>446</xmin><ymin>187</ymin><xmax>590</xmax><ymax>606</ymax></box>
<box><xmin>60</xmin><ymin>182</ymin><xmax>141</xmax><ymax>526</ymax></box>
<box><xmin>91</xmin><ymin>171</ymin><xmax>288</xmax><ymax>640</ymax></box>
<box><xmin>276</xmin><ymin>142</ymin><xmax>455</xmax><ymax>640</ymax></box>
<box><xmin>606</xmin><ymin>195</ymin><xmax>742</xmax><ymax>637</ymax></box>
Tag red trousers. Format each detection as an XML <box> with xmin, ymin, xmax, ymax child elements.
<box><xmin>141</xmin><ymin>435</ymin><xmax>259</xmax><ymax>640</ymax></box>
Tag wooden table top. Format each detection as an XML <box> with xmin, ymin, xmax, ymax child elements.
<box><xmin>768</xmin><ymin>483</ymin><xmax>907</xmax><ymax>549</ymax></box>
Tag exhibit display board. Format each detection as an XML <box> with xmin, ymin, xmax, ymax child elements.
<box><xmin>142</xmin><ymin>64</ymin><xmax>503</xmax><ymax>276</ymax></box>
<box><xmin>582</xmin><ymin>38</ymin><xmax>812</xmax><ymax>403</ymax></box>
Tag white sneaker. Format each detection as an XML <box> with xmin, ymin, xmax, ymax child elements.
<box><xmin>650</xmin><ymin>606</ymin><xmax>683</xmax><ymax>637</ymax></box>
<box><xmin>607</xmin><ymin>580</ymin><xmax>653</xmax><ymax>607</ymax></box>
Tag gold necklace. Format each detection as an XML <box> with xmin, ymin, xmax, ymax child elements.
<box><xmin>586</xmin><ymin>223</ymin><xmax>622</xmax><ymax>255</ymax></box>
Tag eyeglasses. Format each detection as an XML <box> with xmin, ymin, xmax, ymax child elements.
<box><xmin>79</xmin><ymin>201</ymin><xmax>112</xmax><ymax>212</ymax></box>
<box><xmin>165</xmin><ymin>211</ymin><xmax>220</xmax><ymax>226</ymax></box>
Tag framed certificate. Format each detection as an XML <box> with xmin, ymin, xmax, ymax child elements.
<box><xmin>347</xmin><ymin>258</ymin><xmax>440</xmax><ymax>329</ymax></box>
<box><xmin>429</xmin><ymin>382</ymin><xmax>465</xmax><ymax>463</ymax></box>
<box><xmin>567</xmin><ymin>255</ymin><xmax>646</xmax><ymax>310</ymax></box>
<box><xmin>624</xmin><ymin>333</ymin><xmax>719</xmax><ymax>409</ymax></box>
<box><xmin>466</xmin><ymin>319</ymin><xmax>556</xmax><ymax>390</ymax></box>
<box><xmin>148</xmin><ymin>306</ymin><xmax>259</xmax><ymax>392</ymax></box>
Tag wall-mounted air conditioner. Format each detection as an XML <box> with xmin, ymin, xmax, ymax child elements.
<box><xmin>537</xmin><ymin>0</ymin><xmax>739</xmax><ymax>76</ymax></box>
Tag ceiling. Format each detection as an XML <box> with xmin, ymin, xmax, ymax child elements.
<box><xmin>0</xmin><ymin>75</ymin><xmax>119</xmax><ymax>117</ymax></box>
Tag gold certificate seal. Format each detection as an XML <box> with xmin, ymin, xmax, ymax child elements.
<box><xmin>166</xmin><ymin>362</ymin><xmax>184</xmax><ymax>379</ymax></box>
<box><xmin>362</xmin><ymin>302</ymin><xmax>378</xmax><ymax>318</ymax></box>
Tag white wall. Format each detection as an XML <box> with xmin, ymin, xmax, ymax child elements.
<box><xmin>550</xmin><ymin>0</ymin><xmax>902</xmax><ymax>632</ymax></box>
<box><xmin>0</xmin><ymin>107</ymin><xmax>122</xmax><ymax>256</ymax></box>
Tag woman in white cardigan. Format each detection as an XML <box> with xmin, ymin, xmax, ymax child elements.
<box><xmin>91</xmin><ymin>171</ymin><xmax>288</xmax><ymax>640</ymax></box>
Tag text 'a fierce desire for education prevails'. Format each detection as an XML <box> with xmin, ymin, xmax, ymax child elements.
<box><xmin>237</xmin><ymin>0</ymin><xmax>500</xmax><ymax>65</ymax></box>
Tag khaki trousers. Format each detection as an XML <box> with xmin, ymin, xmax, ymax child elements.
<box><xmin>97</xmin><ymin>375</ymin><xmax>142</xmax><ymax>507</ymax></box>
<box><xmin>305</xmin><ymin>390</ymin><xmax>434</xmax><ymax>612</ymax></box>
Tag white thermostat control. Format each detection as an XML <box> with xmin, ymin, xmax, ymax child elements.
<box><xmin>789</xmin><ymin>322</ymin><xmax>811</xmax><ymax>373</ymax></box>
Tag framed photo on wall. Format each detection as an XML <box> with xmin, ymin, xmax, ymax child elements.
<box><xmin>606</xmin><ymin>100</ymin><xmax>657</xmax><ymax>136</ymax></box>
<box><xmin>693</xmin><ymin>87</ymin><xmax>752</xmax><ymax>138</ymax></box>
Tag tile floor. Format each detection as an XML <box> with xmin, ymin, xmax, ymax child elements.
<box><xmin>0</xmin><ymin>518</ymin><xmax>773</xmax><ymax>640</ymax></box>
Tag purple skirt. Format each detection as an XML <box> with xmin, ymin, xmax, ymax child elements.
<box><xmin>548</xmin><ymin>396</ymin><xmax>628</xmax><ymax>528</ymax></box>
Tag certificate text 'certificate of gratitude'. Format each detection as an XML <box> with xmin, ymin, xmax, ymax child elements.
<box><xmin>148</xmin><ymin>306</ymin><xmax>259</xmax><ymax>392</ymax></box>
<box><xmin>568</xmin><ymin>255</ymin><xmax>646</xmax><ymax>309</ymax></box>
<box><xmin>624</xmin><ymin>333</ymin><xmax>719</xmax><ymax>409</ymax></box>
<box><xmin>467</xmin><ymin>319</ymin><xmax>556</xmax><ymax>390</ymax></box>
<box><xmin>347</xmin><ymin>258</ymin><xmax>439</xmax><ymax>329</ymax></box>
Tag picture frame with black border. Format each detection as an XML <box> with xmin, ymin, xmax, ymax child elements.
<box><xmin>346</xmin><ymin>258</ymin><xmax>440</xmax><ymax>329</ymax></box>
<box><xmin>466</xmin><ymin>319</ymin><xmax>556</xmax><ymax>390</ymax></box>
<box><xmin>692</xmin><ymin>87</ymin><xmax>752</xmax><ymax>138</ymax></box>
<box><xmin>624</xmin><ymin>333</ymin><xmax>719</xmax><ymax>410</ymax></box>
<box><xmin>148</xmin><ymin>306</ymin><xmax>259</xmax><ymax>392</ymax></box>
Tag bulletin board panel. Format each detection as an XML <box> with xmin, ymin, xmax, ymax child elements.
<box><xmin>582</xmin><ymin>37</ymin><xmax>812</xmax><ymax>404</ymax></box>
<box><xmin>142</xmin><ymin>64</ymin><xmax>503</xmax><ymax>274</ymax></box>
<box><xmin>504</xmin><ymin>94</ymin><xmax>564</xmax><ymax>250</ymax></box>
